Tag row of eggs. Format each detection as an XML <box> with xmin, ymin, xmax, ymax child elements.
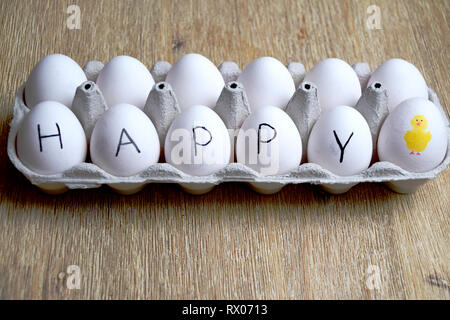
<box><xmin>16</xmin><ymin>54</ymin><xmax>447</xmax><ymax>180</ymax></box>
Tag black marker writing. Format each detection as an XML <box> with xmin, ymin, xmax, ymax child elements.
<box><xmin>258</xmin><ymin>123</ymin><xmax>277</xmax><ymax>154</ymax></box>
<box><xmin>37</xmin><ymin>123</ymin><xmax>63</xmax><ymax>152</ymax></box>
<box><xmin>116</xmin><ymin>128</ymin><xmax>140</xmax><ymax>157</ymax></box>
<box><xmin>333</xmin><ymin>130</ymin><xmax>354</xmax><ymax>163</ymax></box>
<box><xmin>192</xmin><ymin>126</ymin><xmax>212</xmax><ymax>156</ymax></box>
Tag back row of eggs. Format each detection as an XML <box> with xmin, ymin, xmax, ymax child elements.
<box><xmin>24</xmin><ymin>53</ymin><xmax>429</xmax><ymax>114</ymax></box>
<box><xmin>16</xmin><ymin>53</ymin><xmax>446</xmax><ymax>192</ymax></box>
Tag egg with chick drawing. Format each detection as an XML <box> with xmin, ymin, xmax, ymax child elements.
<box><xmin>378</xmin><ymin>97</ymin><xmax>447</xmax><ymax>172</ymax></box>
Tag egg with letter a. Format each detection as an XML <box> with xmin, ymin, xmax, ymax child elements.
<box><xmin>90</xmin><ymin>103</ymin><xmax>160</xmax><ymax>176</ymax></box>
<box><xmin>164</xmin><ymin>105</ymin><xmax>231</xmax><ymax>176</ymax></box>
<box><xmin>236</xmin><ymin>105</ymin><xmax>302</xmax><ymax>175</ymax></box>
<box><xmin>237</xmin><ymin>57</ymin><xmax>295</xmax><ymax>112</ymax></box>
<box><xmin>307</xmin><ymin>105</ymin><xmax>372</xmax><ymax>176</ymax></box>
<box><xmin>165</xmin><ymin>53</ymin><xmax>225</xmax><ymax>110</ymax></box>
<box><xmin>25</xmin><ymin>54</ymin><xmax>87</xmax><ymax>108</ymax></box>
<box><xmin>16</xmin><ymin>101</ymin><xmax>87</xmax><ymax>174</ymax></box>
<box><xmin>377</xmin><ymin>98</ymin><xmax>447</xmax><ymax>172</ymax></box>
<box><xmin>303</xmin><ymin>58</ymin><xmax>361</xmax><ymax>113</ymax></box>
<box><xmin>96</xmin><ymin>55</ymin><xmax>155</xmax><ymax>109</ymax></box>
<box><xmin>367</xmin><ymin>59</ymin><xmax>428</xmax><ymax>112</ymax></box>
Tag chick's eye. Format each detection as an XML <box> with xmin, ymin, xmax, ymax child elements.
<box><xmin>421</xmin><ymin>120</ymin><xmax>423</xmax><ymax>122</ymax></box>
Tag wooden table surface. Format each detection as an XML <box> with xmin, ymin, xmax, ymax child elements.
<box><xmin>0</xmin><ymin>0</ymin><xmax>448</xmax><ymax>300</ymax></box>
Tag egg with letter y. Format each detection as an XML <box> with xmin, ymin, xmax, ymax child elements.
<box><xmin>307</xmin><ymin>106</ymin><xmax>372</xmax><ymax>176</ymax></box>
<box><xmin>377</xmin><ymin>98</ymin><xmax>447</xmax><ymax>172</ymax></box>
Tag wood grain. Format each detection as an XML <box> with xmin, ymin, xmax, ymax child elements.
<box><xmin>0</xmin><ymin>0</ymin><xmax>448</xmax><ymax>299</ymax></box>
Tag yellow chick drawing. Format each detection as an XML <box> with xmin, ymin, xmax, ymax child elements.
<box><xmin>404</xmin><ymin>115</ymin><xmax>432</xmax><ymax>155</ymax></box>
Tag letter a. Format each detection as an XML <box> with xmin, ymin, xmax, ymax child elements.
<box><xmin>116</xmin><ymin>128</ymin><xmax>141</xmax><ymax>157</ymax></box>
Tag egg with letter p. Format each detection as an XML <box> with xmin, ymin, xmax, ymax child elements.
<box><xmin>236</xmin><ymin>106</ymin><xmax>302</xmax><ymax>175</ymax></box>
<box><xmin>164</xmin><ymin>105</ymin><xmax>230</xmax><ymax>176</ymax></box>
<box><xmin>377</xmin><ymin>97</ymin><xmax>447</xmax><ymax>172</ymax></box>
<box><xmin>307</xmin><ymin>106</ymin><xmax>372</xmax><ymax>176</ymax></box>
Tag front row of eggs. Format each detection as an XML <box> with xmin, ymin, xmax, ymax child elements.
<box><xmin>15</xmin><ymin>94</ymin><xmax>447</xmax><ymax>194</ymax></box>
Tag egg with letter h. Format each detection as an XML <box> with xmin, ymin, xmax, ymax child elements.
<box><xmin>16</xmin><ymin>101</ymin><xmax>87</xmax><ymax>175</ymax></box>
<box><xmin>377</xmin><ymin>98</ymin><xmax>447</xmax><ymax>172</ymax></box>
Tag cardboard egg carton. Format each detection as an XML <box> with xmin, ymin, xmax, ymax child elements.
<box><xmin>7</xmin><ymin>60</ymin><xmax>450</xmax><ymax>194</ymax></box>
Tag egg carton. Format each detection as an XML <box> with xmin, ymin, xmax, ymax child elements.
<box><xmin>7</xmin><ymin>60</ymin><xmax>450</xmax><ymax>195</ymax></box>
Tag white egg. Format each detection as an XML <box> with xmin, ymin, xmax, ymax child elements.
<box><xmin>378</xmin><ymin>98</ymin><xmax>447</xmax><ymax>172</ymax></box>
<box><xmin>304</xmin><ymin>58</ymin><xmax>361</xmax><ymax>113</ymax></box>
<box><xmin>16</xmin><ymin>101</ymin><xmax>87</xmax><ymax>174</ymax></box>
<box><xmin>90</xmin><ymin>103</ymin><xmax>160</xmax><ymax>176</ymax></box>
<box><xmin>165</xmin><ymin>53</ymin><xmax>225</xmax><ymax>110</ymax></box>
<box><xmin>236</xmin><ymin>106</ymin><xmax>302</xmax><ymax>175</ymax></box>
<box><xmin>237</xmin><ymin>57</ymin><xmax>295</xmax><ymax>112</ymax></box>
<box><xmin>25</xmin><ymin>54</ymin><xmax>87</xmax><ymax>108</ymax></box>
<box><xmin>96</xmin><ymin>56</ymin><xmax>155</xmax><ymax>109</ymax></box>
<box><xmin>367</xmin><ymin>58</ymin><xmax>428</xmax><ymax>112</ymax></box>
<box><xmin>165</xmin><ymin>105</ymin><xmax>230</xmax><ymax>176</ymax></box>
<box><xmin>307</xmin><ymin>105</ymin><xmax>372</xmax><ymax>176</ymax></box>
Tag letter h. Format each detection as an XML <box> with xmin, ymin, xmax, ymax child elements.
<box><xmin>37</xmin><ymin>123</ymin><xmax>63</xmax><ymax>152</ymax></box>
